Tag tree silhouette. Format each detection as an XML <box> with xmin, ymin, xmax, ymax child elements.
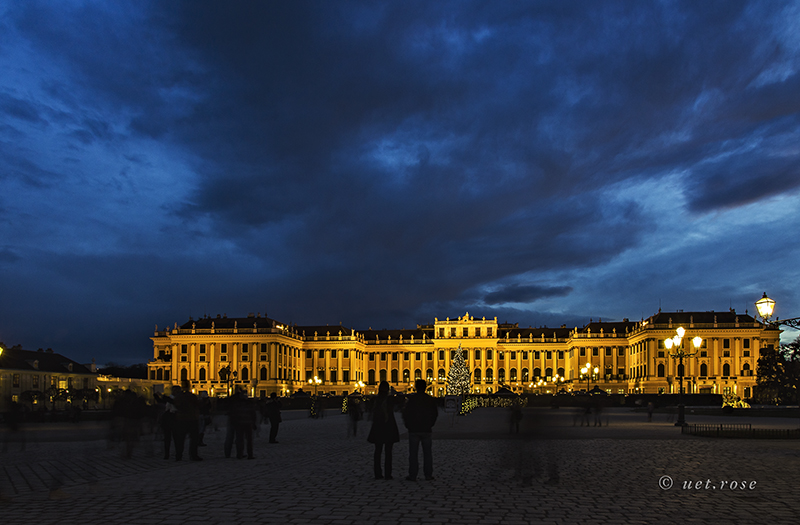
<box><xmin>756</xmin><ymin>335</ymin><xmax>800</xmax><ymax>404</ymax></box>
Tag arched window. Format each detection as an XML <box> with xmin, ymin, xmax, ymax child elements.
<box><xmin>414</xmin><ymin>369</ymin><xmax>422</xmax><ymax>380</ymax></box>
<box><xmin>486</xmin><ymin>368</ymin><xmax>494</xmax><ymax>382</ymax></box>
<box><xmin>180</xmin><ymin>368</ymin><xmax>188</xmax><ymax>381</ymax></box>
<box><xmin>368</xmin><ymin>369</ymin><xmax>376</xmax><ymax>384</ymax></box>
<box><xmin>700</xmin><ymin>363</ymin><xmax>708</xmax><ymax>376</ymax></box>
<box><xmin>522</xmin><ymin>368</ymin><xmax>529</xmax><ymax>381</ymax></box>
<box><xmin>510</xmin><ymin>368</ymin><xmax>517</xmax><ymax>381</ymax></box>
<box><xmin>722</xmin><ymin>363</ymin><xmax>731</xmax><ymax>376</ymax></box>
<box><xmin>498</xmin><ymin>368</ymin><xmax>505</xmax><ymax>382</ymax></box>
<box><xmin>426</xmin><ymin>369</ymin><xmax>433</xmax><ymax>381</ymax></box>
<box><xmin>743</xmin><ymin>363</ymin><xmax>750</xmax><ymax>376</ymax></box>
<box><xmin>438</xmin><ymin>368</ymin><xmax>446</xmax><ymax>381</ymax></box>
<box><xmin>403</xmin><ymin>369</ymin><xmax>410</xmax><ymax>382</ymax></box>
<box><xmin>657</xmin><ymin>363</ymin><xmax>665</xmax><ymax>377</ymax></box>
<box><xmin>199</xmin><ymin>368</ymin><xmax>206</xmax><ymax>381</ymax></box>
<box><xmin>545</xmin><ymin>367</ymin><xmax>553</xmax><ymax>379</ymax></box>
<box><xmin>380</xmin><ymin>369</ymin><xmax>387</xmax><ymax>382</ymax></box>
<box><xmin>241</xmin><ymin>367</ymin><xmax>249</xmax><ymax>382</ymax></box>
<box><xmin>260</xmin><ymin>367</ymin><xmax>268</xmax><ymax>380</ymax></box>
<box><xmin>391</xmin><ymin>369</ymin><xmax>398</xmax><ymax>383</ymax></box>
<box><xmin>474</xmin><ymin>368</ymin><xmax>482</xmax><ymax>382</ymax></box>
<box><xmin>677</xmin><ymin>363</ymin><xmax>684</xmax><ymax>377</ymax></box>
<box><xmin>557</xmin><ymin>367</ymin><xmax>565</xmax><ymax>378</ymax></box>
<box><xmin>533</xmin><ymin>367</ymin><xmax>541</xmax><ymax>379</ymax></box>
<box><xmin>165</xmin><ymin>369</ymin><xmax>170</xmax><ymax>381</ymax></box>
<box><xmin>156</xmin><ymin>369</ymin><xmax>163</xmax><ymax>381</ymax></box>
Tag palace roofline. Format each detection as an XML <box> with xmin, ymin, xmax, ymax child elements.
<box><xmin>162</xmin><ymin>308</ymin><xmax>767</xmax><ymax>339</ymax></box>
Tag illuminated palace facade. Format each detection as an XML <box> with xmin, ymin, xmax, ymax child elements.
<box><xmin>148</xmin><ymin>309</ymin><xmax>780</xmax><ymax>400</ymax></box>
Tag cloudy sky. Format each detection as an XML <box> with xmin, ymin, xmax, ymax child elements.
<box><xmin>1</xmin><ymin>1</ymin><xmax>799</xmax><ymax>365</ymax></box>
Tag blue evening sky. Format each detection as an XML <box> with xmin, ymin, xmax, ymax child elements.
<box><xmin>1</xmin><ymin>1</ymin><xmax>798</xmax><ymax>364</ymax></box>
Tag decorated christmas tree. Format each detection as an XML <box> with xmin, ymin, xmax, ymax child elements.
<box><xmin>446</xmin><ymin>343</ymin><xmax>471</xmax><ymax>396</ymax></box>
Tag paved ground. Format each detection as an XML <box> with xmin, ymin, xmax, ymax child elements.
<box><xmin>1</xmin><ymin>407</ymin><xmax>799</xmax><ymax>524</ymax></box>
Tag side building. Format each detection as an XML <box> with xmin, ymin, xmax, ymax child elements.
<box><xmin>0</xmin><ymin>346</ymin><xmax>98</xmax><ymax>413</ymax></box>
<box><xmin>148</xmin><ymin>309</ymin><xmax>780</xmax><ymax>400</ymax></box>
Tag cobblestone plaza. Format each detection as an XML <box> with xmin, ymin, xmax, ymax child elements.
<box><xmin>2</xmin><ymin>408</ymin><xmax>799</xmax><ymax>524</ymax></box>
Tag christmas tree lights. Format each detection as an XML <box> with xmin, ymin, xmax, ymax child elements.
<box><xmin>446</xmin><ymin>343</ymin><xmax>471</xmax><ymax>396</ymax></box>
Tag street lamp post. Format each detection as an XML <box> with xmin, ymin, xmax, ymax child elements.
<box><xmin>219</xmin><ymin>365</ymin><xmax>238</xmax><ymax>396</ymax></box>
<box><xmin>308</xmin><ymin>375</ymin><xmax>322</xmax><ymax>396</ymax></box>
<box><xmin>754</xmin><ymin>293</ymin><xmax>800</xmax><ymax>411</ymax></box>
<box><xmin>665</xmin><ymin>326</ymin><xmax>702</xmax><ymax>427</ymax></box>
<box><xmin>580</xmin><ymin>362</ymin><xmax>598</xmax><ymax>393</ymax></box>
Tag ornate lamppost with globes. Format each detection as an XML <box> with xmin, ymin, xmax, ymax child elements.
<box><xmin>308</xmin><ymin>375</ymin><xmax>322</xmax><ymax>396</ymax></box>
<box><xmin>219</xmin><ymin>365</ymin><xmax>238</xmax><ymax>396</ymax></box>
<box><xmin>580</xmin><ymin>362</ymin><xmax>599</xmax><ymax>393</ymax></box>
<box><xmin>665</xmin><ymin>326</ymin><xmax>702</xmax><ymax>426</ymax></box>
<box><xmin>755</xmin><ymin>293</ymin><xmax>800</xmax><ymax>330</ymax></box>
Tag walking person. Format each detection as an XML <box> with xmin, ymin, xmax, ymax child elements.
<box><xmin>402</xmin><ymin>379</ymin><xmax>438</xmax><ymax>481</ymax></box>
<box><xmin>266</xmin><ymin>392</ymin><xmax>282</xmax><ymax>443</ymax></box>
<box><xmin>158</xmin><ymin>390</ymin><xmax>178</xmax><ymax>459</ymax></box>
<box><xmin>233</xmin><ymin>391</ymin><xmax>256</xmax><ymax>459</ymax></box>
<box><xmin>367</xmin><ymin>381</ymin><xmax>399</xmax><ymax>479</ymax></box>
<box><xmin>347</xmin><ymin>394</ymin><xmax>363</xmax><ymax>437</ymax></box>
<box><xmin>173</xmin><ymin>383</ymin><xmax>202</xmax><ymax>461</ymax></box>
<box><xmin>198</xmin><ymin>394</ymin><xmax>211</xmax><ymax>446</ymax></box>
<box><xmin>223</xmin><ymin>390</ymin><xmax>240</xmax><ymax>458</ymax></box>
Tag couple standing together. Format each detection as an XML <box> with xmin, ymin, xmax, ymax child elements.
<box><xmin>367</xmin><ymin>379</ymin><xmax>438</xmax><ymax>481</ymax></box>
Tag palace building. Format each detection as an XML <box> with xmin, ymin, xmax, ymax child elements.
<box><xmin>148</xmin><ymin>309</ymin><xmax>780</xmax><ymax>400</ymax></box>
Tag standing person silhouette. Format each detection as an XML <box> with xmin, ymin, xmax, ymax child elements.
<box><xmin>367</xmin><ymin>381</ymin><xmax>399</xmax><ymax>479</ymax></box>
<box><xmin>267</xmin><ymin>392</ymin><xmax>282</xmax><ymax>443</ymax></box>
<box><xmin>347</xmin><ymin>394</ymin><xmax>363</xmax><ymax>437</ymax></box>
<box><xmin>402</xmin><ymin>379</ymin><xmax>438</xmax><ymax>481</ymax></box>
<box><xmin>173</xmin><ymin>383</ymin><xmax>202</xmax><ymax>461</ymax></box>
<box><xmin>233</xmin><ymin>390</ymin><xmax>256</xmax><ymax>459</ymax></box>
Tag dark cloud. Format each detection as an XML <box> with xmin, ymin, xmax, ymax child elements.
<box><xmin>687</xmin><ymin>152</ymin><xmax>800</xmax><ymax>212</ymax></box>
<box><xmin>0</xmin><ymin>143</ymin><xmax>60</xmax><ymax>187</ymax></box>
<box><xmin>0</xmin><ymin>93</ymin><xmax>45</xmax><ymax>123</ymax></box>
<box><xmin>483</xmin><ymin>284</ymin><xmax>574</xmax><ymax>305</ymax></box>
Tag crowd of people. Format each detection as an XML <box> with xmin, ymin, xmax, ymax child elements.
<box><xmin>3</xmin><ymin>379</ymin><xmax>446</xmax><ymax>484</ymax></box>
<box><xmin>111</xmin><ymin>378</ymin><xmax>442</xmax><ymax>481</ymax></box>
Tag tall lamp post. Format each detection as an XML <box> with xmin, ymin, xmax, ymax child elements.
<box><xmin>580</xmin><ymin>362</ymin><xmax>598</xmax><ymax>393</ymax></box>
<box><xmin>308</xmin><ymin>375</ymin><xmax>322</xmax><ymax>396</ymax></box>
<box><xmin>755</xmin><ymin>293</ymin><xmax>800</xmax><ymax>410</ymax></box>
<box><xmin>219</xmin><ymin>365</ymin><xmax>238</xmax><ymax>396</ymax></box>
<box><xmin>665</xmin><ymin>327</ymin><xmax>702</xmax><ymax>427</ymax></box>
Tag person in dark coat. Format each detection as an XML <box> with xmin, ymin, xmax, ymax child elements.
<box><xmin>402</xmin><ymin>379</ymin><xmax>439</xmax><ymax>481</ymax></box>
<box><xmin>173</xmin><ymin>384</ymin><xmax>202</xmax><ymax>461</ymax></box>
<box><xmin>367</xmin><ymin>381</ymin><xmax>400</xmax><ymax>479</ymax></box>
<box><xmin>266</xmin><ymin>392</ymin><xmax>282</xmax><ymax>443</ymax></box>
<box><xmin>233</xmin><ymin>391</ymin><xmax>257</xmax><ymax>459</ymax></box>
